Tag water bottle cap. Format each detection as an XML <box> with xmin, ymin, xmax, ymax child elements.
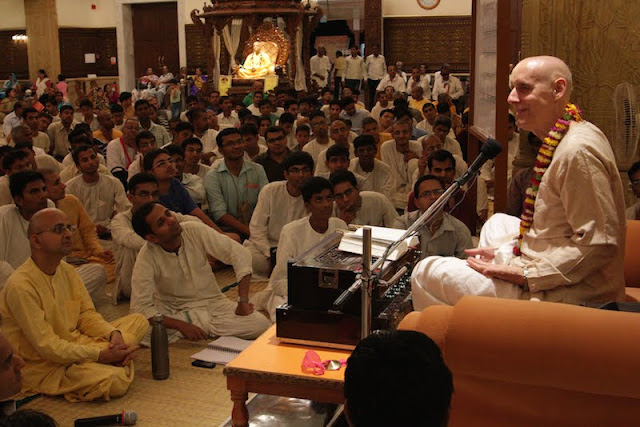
<box><xmin>153</xmin><ymin>314</ymin><xmax>163</xmax><ymax>322</ymax></box>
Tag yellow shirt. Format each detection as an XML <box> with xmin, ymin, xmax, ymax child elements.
<box><xmin>57</xmin><ymin>194</ymin><xmax>104</xmax><ymax>259</ymax></box>
<box><xmin>93</xmin><ymin>128</ymin><xmax>123</xmax><ymax>143</ymax></box>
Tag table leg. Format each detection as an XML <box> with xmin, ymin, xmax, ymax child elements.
<box><xmin>231</xmin><ymin>390</ymin><xmax>249</xmax><ymax>427</ymax></box>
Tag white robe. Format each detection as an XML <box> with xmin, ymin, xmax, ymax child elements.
<box><xmin>335</xmin><ymin>191</ymin><xmax>398</xmax><ymax>227</ymax></box>
<box><xmin>243</xmin><ymin>181</ymin><xmax>307</xmax><ymax>278</ymax></box>
<box><xmin>253</xmin><ymin>216</ymin><xmax>348</xmax><ymax>321</ymax></box>
<box><xmin>380</xmin><ymin>139</ymin><xmax>422</xmax><ymax>209</ymax></box>
<box><xmin>412</xmin><ymin>121</ymin><xmax>626</xmax><ymax>309</ymax></box>
<box><xmin>315</xmin><ymin>144</ymin><xmax>355</xmax><ymax>176</ymax></box>
<box><xmin>350</xmin><ymin>158</ymin><xmax>396</xmax><ymax>201</ymax></box>
<box><xmin>130</xmin><ymin>222</ymin><xmax>270</xmax><ymax>340</ymax></box>
<box><xmin>302</xmin><ymin>138</ymin><xmax>334</xmax><ymax>164</ymax></box>
<box><xmin>65</xmin><ymin>174</ymin><xmax>131</xmax><ymax>227</ymax></box>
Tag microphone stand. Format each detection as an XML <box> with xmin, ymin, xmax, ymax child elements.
<box><xmin>331</xmin><ymin>177</ymin><xmax>465</xmax><ymax>313</ymax></box>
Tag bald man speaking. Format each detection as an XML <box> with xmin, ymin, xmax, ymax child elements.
<box><xmin>411</xmin><ymin>56</ymin><xmax>626</xmax><ymax>309</ymax></box>
<box><xmin>0</xmin><ymin>208</ymin><xmax>148</xmax><ymax>402</ymax></box>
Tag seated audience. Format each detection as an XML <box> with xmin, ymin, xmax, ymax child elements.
<box><xmin>303</xmin><ymin>111</ymin><xmax>333</xmax><ymax>163</ymax></box>
<box><xmin>0</xmin><ymin>208</ymin><xmax>147</xmax><ymax>401</ymax></box>
<box><xmin>130</xmin><ymin>202</ymin><xmax>270</xmax><ymax>341</ymax></box>
<box><xmin>217</xmin><ymin>97</ymin><xmax>241</xmax><ymax>130</ymax></box>
<box><xmin>628</xmin><ymin>161</ymin><xmax>640</xmax><ymax>220</ymax></box>
<box><xmin>22</xmin><ymin>107</ymin><xmax>50</xmax><ymax>152</ymax></box>
<box><xmin>432</xmin><ymin>115</ymin><xmax>463</xmax><ymax>158</ymax></box>
<box><xmin>65</xmin><ymin>145</ymin><xmax>131</xmax><ymax>236</ymax></box>
<box><xmin>111</xmin><ymin>104</ymin><xmax>125</xmax><ymax>131</ymax></box>
<box><xmin>189</xmin><ymin>108</ymin><xmax>219</xmax><ymax>163</ymax></box>
<box><xmin>93</xmin><ymin>109</ymin><xmax>122</xmax><ymax>146</ymax></box>
<box><xmin>13</xmin><ymin>140</ymin><xmax>60</xmax><ymax>174</ymax></box>
<box><xmin>409</xmin><ymin>135</ymin><xmax>467</xmax><ymax>188</ymax></box>
<box><xmin>240</xmin><ymin>123</ymin><xmax>267</xmax><ymax>161</ymax></box>
<box><xmin>144</xmin><ymin>149</ymin><xmax>221</xmax><ymax>231</ymax></box>
<box><xmin>243</xmin><ymin>152</ymin><xmax>314</xmax><ymax>278</ymax></box>
<box><xmin>254</xmin><ymin>126</ymin><xmax>290</xmax><ymax>182</ymax></box>
<box><xmin>106</xmin><ymin>118</ymin><xmax>139</xmax><ymax>171</ymax></box>
<box><xmin>330</xmin><ymin>170</ymin><xmax>398</xmax><ymax>227</ymax></box>
<box><xmin>46</xmin><ymin>104</ymin><xmax>77</xmax><ymax>159</ymax></box>
<box><xmin>166</xmin><ymin>145</ymin><xmax>206</xmax><ymax>207</ymax></box>
<box><xmin>316</xmin><ymin>145</ymin><xmax>370</xmax><ymax>189</ymax></box>
<box><xmin>181</xmin><ymin>137</ymin><xmax>211</xmax><ymax>179</ymax></box>
<box><xmin>339</xmin><ymin>97</ymin><xmax>370</xmax><ymax>134</ymax></box>
<box><xmin>135</xmin><ymin>100</ymin><xmax>170</xmax><ymax>148</ymax></box>
<box><xmin>378</xmin><ymin>108</ymin><xmax>396</xmax><ymax>134</ymax></box>
<box><xmin>205</xmin><ymin>129</ymin><xmax>268</xmax><ymax>239</ymax></box>
<box><xmin>350</xmin><ymin>134</ymin><xmax>395</xmax><ymax>200</ymax></box>
<box><xmin>78</xmin><ymin>99</ymin><xmax>99</xmax><ymax>132</ymax></box>
<box><xmin>111</xmin><ymin>173</ymin><xmax>199</xmax><ymax>302</ymax></box>
<box><xmin>394</xmin><ymin>174</ymin><xmax>472</xmax><ymax>259</ymax></box>
<box><xmin>316</xmin><ymin>119</ymin><xmax>354</xmax><ymax>175</ymax></box>
<box><xmin>278</xmin><ymin>112</ymin><xmax>297</xmax><ymax>150</ymax></box>
<box><xmin>294</xmin><ymin>124</ymin><xmax>311</xmax><ymax>152</ymax></box>
<box><xmin>59</xmin><ymin>134</ymin><xmax>109</xmax><ymax>183</ymax></box>
<box><xmin>0</xmin><ymin>150</ymin><xmax>32</xmax><ymax>207</ymax></box>
<box><xmin>380</xmin><ymin>121</ymin><xmax>422</xmax><ymax>209</ymax></box>
<box><xmin>254</xmin><ymin>177</ymin><xmax>348</xmax><ymax>321</ymax></box>
<box><xmin>370</xmin><ymin>92</ymin><xmax>392</xmax><ymax>121</ymax></box>
<box><xmin>127</xmin><ymin>130</ymin><xmax>157</xmax><ymax>180</ymax></box>
<box><xmin>344</xmin><ymin>330</ymin><xmax>452</xmax><ymax>427</ymax></box>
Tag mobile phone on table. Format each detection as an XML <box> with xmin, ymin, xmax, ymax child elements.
<box><xmin>191</xmin><ymin>360</ymin><xmax>216</xmax><ymax>369</ymax></box>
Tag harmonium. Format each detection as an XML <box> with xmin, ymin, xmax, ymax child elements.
<box><xmin>276</xmin><ymin>231</ymin><xmax>420</xmax><ymax>349</ymax></box>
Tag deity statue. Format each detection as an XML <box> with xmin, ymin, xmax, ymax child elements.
<box><xmin>235</xmin><ymin>42</ymin><xmax>274</xmax><ymax>79</ymax></box>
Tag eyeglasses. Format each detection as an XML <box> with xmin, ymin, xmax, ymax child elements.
<box><xmin>36</xmin><ymin>224</ymin><xmax>77</xmax><ymax>235</ymax></box>
<box><xmin>153</xmin><ymin>158</ymin><xmax>176</xmax><ymax>169</ymax></box>
<box><xmin>334</xmin><ymin>187</ymin><xmax>355</xmax><ymax>200</ymax></box>
<box><xmin>287</xmin><ymin>166</ymin><xmax>312</xmax><ymax>175</ymax></box>
<box><xmin>418</xmin><ymin>189</ymin><xmax>445</xmax><ymax>199</ymax></box>
<box><xmin>631</xmin><ymin>179</ymin><xmax>640</xmax><ymax>186</ymax></box>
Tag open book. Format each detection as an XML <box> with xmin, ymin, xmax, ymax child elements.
<box><xmin>338</xmin><ymin>226</ymin><xmax>419</xmax><ymax>261</ymax></box>
<box><xmin>190</xmin><ymin>336</ymin><xmax>254</xmax><ymax>365</ymax></box>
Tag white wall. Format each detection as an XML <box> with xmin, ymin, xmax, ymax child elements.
<box><xmin>383</xmin><ymin>0</ymin><xmax>471</xmax><ymax>17</ymax></box>
<box><xmin>57</xmin><ymin>0</ymin><xmax>117</xmax><ymax>28</ymax></box>
<box><xmin>0</xmin><ymin>0</ymin><xmax>26</xmax><ymax>30</ymax></box>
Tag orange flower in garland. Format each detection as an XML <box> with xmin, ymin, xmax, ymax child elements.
<box><xmin>513</xmin><ymin>103</ymin><xmax>583</xmax><ymax>255</ymax></box>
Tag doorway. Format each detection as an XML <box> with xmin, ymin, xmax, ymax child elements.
<box><xmin>132</xmin><ymin>2</ymin><xmax>180</xmax><ymax>81</ymax></box>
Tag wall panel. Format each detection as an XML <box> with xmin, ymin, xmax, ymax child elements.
<box><xmin>59</xmin><ymin>28</ymin><xmax>118</xmax><ymax>78</ymax></box>
<box><xmin>0</xmin><ymin>30</ymin><xmax>29</xmax><ymax>79</ymax></box>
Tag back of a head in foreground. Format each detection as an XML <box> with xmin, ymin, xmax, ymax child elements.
<box><xmin>344</xmin><ymin>330</ymin><xmax>453</xmax><ymax>427</ymax></box>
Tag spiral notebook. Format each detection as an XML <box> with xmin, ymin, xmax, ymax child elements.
<box><xmin>190</xmin><ymin>336</ymin><xmax>254</xmax><ymax>365</ymax></box>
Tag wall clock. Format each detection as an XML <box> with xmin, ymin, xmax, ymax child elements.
<box><xmin>417</xmin><ymin>0</ymin><xmax>441</xmax><ymax>10</ymax></box>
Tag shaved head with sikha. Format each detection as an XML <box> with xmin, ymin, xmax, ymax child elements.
<box><xmin>28</xmin><ymin>208</ymin><xmax>75</xmax><ymax>261</ymax></box>
<box><xmin>508</xmin><ymin>56</ymin><xmax>573</xmax><ymax>138</ymax></box>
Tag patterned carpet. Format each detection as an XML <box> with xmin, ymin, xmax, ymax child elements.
<box><xmin>21</xmin><ymin>269</ymin><xmax>269</xmax><ymax>427</ymax></box>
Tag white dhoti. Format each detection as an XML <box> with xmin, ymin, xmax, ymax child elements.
<box><xmin>76</xmin><ymin>263</ymin><xmax>107</xmax><ymax>303</ymax></box>
<box><xmin>243</xmin><ymin>240</ymin><xmax>272</xmax><ymax>280</ymax></box>
<box><xmin>113</xmin><ymin>245</ymin><xmax>137</xmax><ymax>303</ymax></box>
<box><xmin>411</xmin><ymin>213</ymin><xmax>524</xmax><ymax>310</ymax></box>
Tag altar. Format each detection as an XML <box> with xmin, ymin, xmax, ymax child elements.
<box><xmin>190</xmin><ymin>0</ymin><xmax>322</xmax><ymax>95</ymax></box>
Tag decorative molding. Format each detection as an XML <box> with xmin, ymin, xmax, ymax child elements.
<box><xmin>383</xmin><ymin>16</ymin><xmax>471</xmax><ymax>73</ymax></box>
<box><xmin>364</xmin><ymin>0</ymin><xmax>382</xmax><ymax>53</ymax></box>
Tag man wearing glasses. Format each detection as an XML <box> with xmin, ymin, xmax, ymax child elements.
<box><xmin>254</xmin><ymin>126</ymin><xmax>291</xmax><ymax>182</ymax></box>
<box><xmin>204</xmin><ymin>128</ymin><xmax>268</xmax><ymax>240</ymax></box>
<box><xmin>244</xmin><ymin>151</ymin><xmax>314</xmax><ymax>278</ymax></box>
<box><xmin>393</xmin><ymin>174</ymin><xmax>472</xmax><ymax>260</ymax></box>
<box><xmin>0</xmin><ymin>207</ymin><xmax>148</xmax><ymax>401</ymax></box>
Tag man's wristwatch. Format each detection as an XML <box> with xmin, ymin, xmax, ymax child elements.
<box><xmin>522</xmin><ymin>266</ymin><xmax>530</xmax><ymax>291</ymax></box>
<box><xmin>237</xmin><ymin>297</ymin><xmax>250</xmax><ymax>304</ymax></box>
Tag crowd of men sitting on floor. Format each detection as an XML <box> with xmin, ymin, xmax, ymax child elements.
<box><xmin>0</xmin><ymin>56</ymin><xmax>564</xmax><ymax>425</ymax></box>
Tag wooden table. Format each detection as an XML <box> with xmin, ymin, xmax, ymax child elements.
<box><xmin>223</xmin><ymin>325</ymin><xmax>351</xmax><ymax>427</ymax></box>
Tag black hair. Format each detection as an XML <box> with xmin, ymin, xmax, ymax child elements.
<box><xmin>309</xmin><ymin>110</ymin><xmax>326</xmax><ymax>122</ymax></box>
<box><xmin>68</xmin><ymin>129</ymin><xmax>92</xmax><ymax>145</ymax></box>
<box><xmin>295</xmin><ymin>125</ymin><xmax>311</xmax><ymax>134</ymax></box>
<box><xmin>361</xmin><ymin>117</ymin><xmax>378</xmax><ymax>128</ymax></box>
<box><xmin>2</xmin><ymin>150</ymin><xmax>28</xmax><ymax>171</ymax></box>
<box><xmin>436</xmin><ymin>102</ymin><xmax>450</xmax><ymax>115</ymax></box>
<box><xmin>238</xmin><ymin>108</ymin><xmax>253</xmax><ymax>121</ymax></box>
<box><xmin>216</xmin><ymin>128</ymin><xmax>241</xmax><ymax>148</ymax></box>
<box><xmin>187</xmin><ymin>108</ymin><xmax>207</xmax><ymax>123</ymax></box>
<box><xmin>186</xmin><ymin>95</ymin><xmax>199</xmax><ymax>104</ymax></box>
<box><xmin>380</xmin><ymin>108</ymin><xmax>395</xmax><ymax>118</ymax></box>
<box><xmin>166</xmin><ymin>144</ymin><xmax>184</xmax><ymax>158</ymax></box>
<box><xmin>329</xmin><ymin>169</ymin><xmax>357</xmax><ymax>188</ymax></box>
<box><xmin>278</xmin><ymin>112</ymin><xmax>296</xmax><ymax>125</ymax></box>
<box><xmin>414</xmin><ymin>174</ymin><xmax>445</xmax><ymax>197</ymax></box>
<box><xmin>240</xmin><ymin>123</ymin><xmax>259</xmax><ymax>136</ymax></box>
<box><xmin>353</xmin><ymin>134</ymin><xmax>377</xmax><ymax>151</ymax></box>
<box><xmin>59</xmin><ymin>104</ymin><xmax>74</xmax><ymax>114</ymax></box>
<box><xmin>128</xmin><ymin>172</ymin><xmax>159</xmax><ymax>194</ymax></box>
<box><xmin>326</xmin><ymin>144</ymin><xmax>350</xmax><ymax>161</ymax></box>
<box><xmin>175</xmin><ymin>122</ymin><xmax>194</xmax><ymax>133</ymax></box>
<box><xmin>629</xmin><ymin>161</ymin><xmax>640</xmax><ymax>180</ymax></box>
<box><xmin>119</xmin><ymin>92</ymin><xmax>132</xmax><ymax>102</ymax></box>
<box><xmin>21</xmin><ymin>107</ymin><xmax>38</xmax><ymax>119</ymax></box>
<box><xmin>9</xmin><ymin>170</ymin><xmax>44</xmax><ymax>199</ymax></box>
<box><xmin>282</xmin><ymin>151</ymin><xmax>314</xmax><ymax>172</ymax></box>
<box><xmin>181</xmin><ymin>137</ymin><xmax>203</xmax><ymax>150</ymax></box>
<box><xmin>258</xmin><ymin>99</ymin><xmax>272</xmax><ymax>108</ymax></box>
<box><xmin>427</xmin><ymin>149</ymin><xmax>456</xmax><ymax>171</ymax></box>
<box><xmin>135</xmin><ymin>130</ymin><xmax>156</xmax><ymax>148</ymax></box>
<box><xmin>284</xmin><ymin>99</ymin><xmax>299</xmax><ymax>110</ymax></box>
<box><xmin>79</xmin><ymin>99</ymin><xmax>93</xmax><ymax>109</ymax></box>
<box><xmin>110</xmin><ymin>103</ymin><xmax>124</xmax><ymax>113</ymax></box>
<box><xmin>433</xmin><ymin>115</ymin><xmax>452</xmax><ymax>131</ymax></box>
<box><xmin>344</xmin><ymin>330</ymin><xmax>452</xmax><ymax>427</ymax></box>
<box><xmin>134</xmin><ymin>99</ymin><xmax>149</xmax><ymax>110</ymax></box>
<box><xmin>265</xmin><ymin>126</ymin><xmax>285</xmax><ymax>139</ymax></box>
<box><xmin>422</xmin><ymin>102</ymin><xmax>435</xmax><ymax>112</ymax></box>
<box><xmin>258</xmin><ymin>116</ymin><xmax>272</xmax><ymax>126</ymax></box>
<box><xmin>341</xmin><ymin>97</ymin><xmax>355</xmax><ymax>109</ymax></box>
<box><xmin>302</xmin><ymin>176</ymin><xmax>333</xmax><ymax>203</ymax></box>
<box><xmin>72</xmin><ymin>144</ymin><xmax>96</xmax><ymax>166</ymax></box>
<box><xmin>143</xmin><ymin>148</ymin><xmax>169</xmax><ymax>172</ymax></box>
<box><xmin>13</xmin><ymin>140</ymin><xmax>34</xmax><ymax>152</ymax></box>
<box><xmin>132</xmin><ymin>201</ymin><xmax>159</xmax><ymax>238</ymax></box>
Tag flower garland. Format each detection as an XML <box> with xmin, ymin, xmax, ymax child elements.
<box><xmin>513</xmin><ymin>103</ymin><xmax>583</xmax><ymax>255</ymax></box>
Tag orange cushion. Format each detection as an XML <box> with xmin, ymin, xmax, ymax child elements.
<box><xmin>624</xmin><ymin>220</ymin><xmax>640</xmax><ymax>287</ymax></box>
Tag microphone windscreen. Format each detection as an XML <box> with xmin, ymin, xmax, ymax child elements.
<box><xmin>124</xmin><ymin>411</ymin><xmax>138</xmax><ymax>425</ymax></box>
<box><xmin>481</xmin><ymin>138</ymin><xmax>503</xmax><ymax>159</ymax></box>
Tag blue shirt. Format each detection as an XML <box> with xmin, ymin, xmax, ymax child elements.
<box><xmin>158</xmin><ymin>178</ymin><xmax>197</xmax><ymax>215</ymax></box>
<box><xmin>204</xmin><ymin>160</ymin><xmax>268</xmax><ymax>222</ymax></box>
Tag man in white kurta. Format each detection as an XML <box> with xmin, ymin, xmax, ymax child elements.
<box><xmin>243</xmin><ymin>153</ymin><xmax>313</xmax><ymax>278</ymax></box>
<box><xmin>65</xmin><ymin>147</ymin><xmax>131</xmax><ymax>229</ymax></box>
<box><xmin>310</xmin><ymin>47</ymin><xmax>332</xmax><ymax>89</ymax></box>
<box><xmin>380</xmin><ymin>122</ymin><xmax>422</xmax><ymax>209</ymax></box>
<box><xmin>130</xmin><ymin>203</ymin><xmax>270</xmax><ymax>342</ymax></box>
<box><xmin>0</xmin><ymin>208</ymin><xmax>147</xmax><ymax>402</ymax></box>
<box><xmin>253</xmin><ymin>178</ymin><xmax>348</xmax><ymax>321</ymax></box>
<box><xmin>411</xmin><ymin>56</ymin><xmax>626</xmax><ymax>310</ymax></box>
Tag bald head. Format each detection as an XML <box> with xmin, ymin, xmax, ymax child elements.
<box><xmin>512</xmin><ymin>56</ymin><xmax>572</xmax><ymax>99</ymax></box>
<box><xmin>27</xmin><ymin>208</ymin><xmax>68</xmax><ymax>237</ymax></box>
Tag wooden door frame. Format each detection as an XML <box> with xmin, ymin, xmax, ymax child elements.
<box><xmin>115</xmin><ymin>0</ymin><xmax>187</xmax><ymax>92</ymax></box>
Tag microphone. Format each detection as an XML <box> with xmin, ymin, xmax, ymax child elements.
<box><xmin>455</xmin><ymin>137</ymin><xmax>503</xmax><ymax>188</ymax></box>
<box><xmin>74</xmin><ymin>411</ymin><xmax>137</xmax><ymax>426</ymax></box>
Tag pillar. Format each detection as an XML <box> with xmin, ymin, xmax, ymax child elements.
<box><xmin>24</xmin><ymin>0</ymin><xmax>61</xmax><ymax>81</ymax></box>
